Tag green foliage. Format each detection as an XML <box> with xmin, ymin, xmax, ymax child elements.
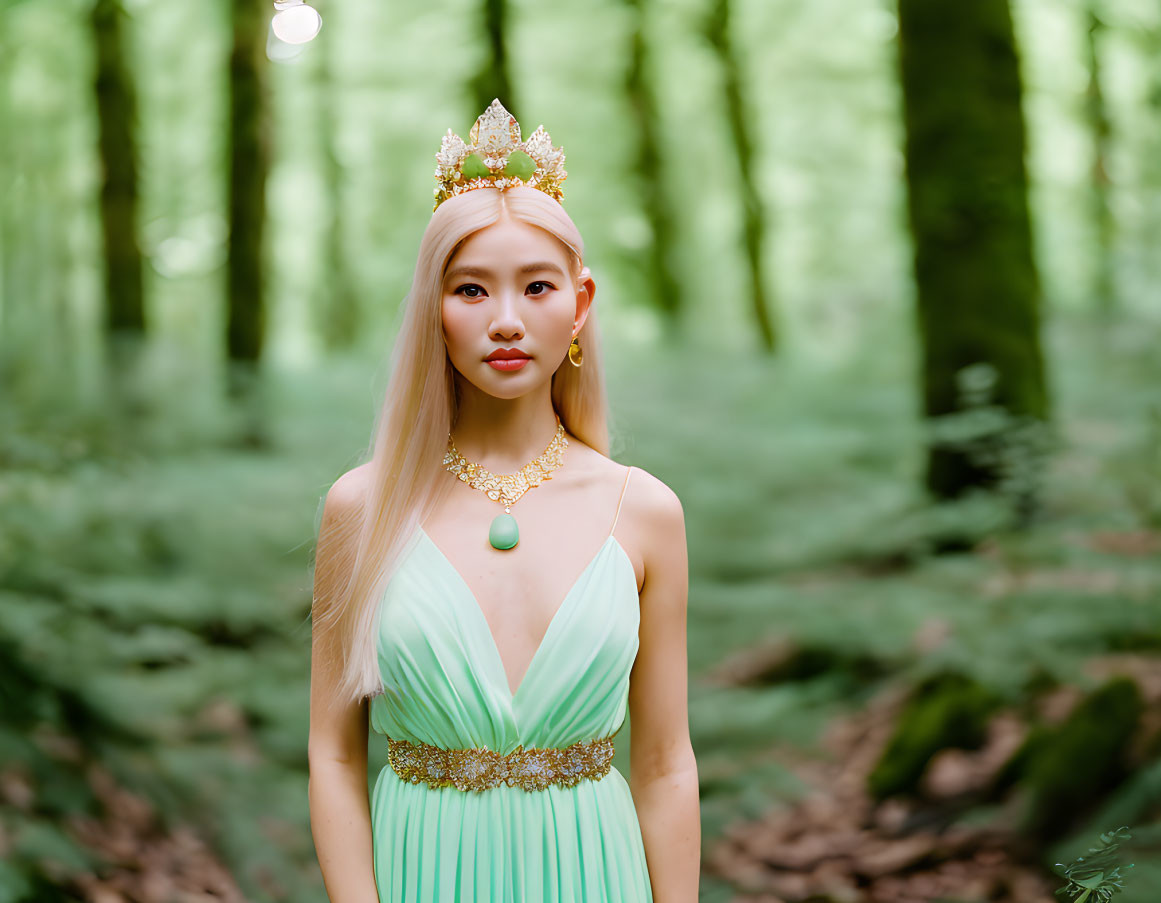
<box><xmin>1020</xmin><ymin>678</ymin><xmax>1143</xmax><ymax>842</ymax></box>
<box><xmin>3</xmin><ymin>311</ymin><xmax>1160</xmax><ymax>897</ymax></box>
<box><xmin>868</xmin><ymin>670</ymin><xmax>1001</xmax><ymax>800</ymax></box>
<box><xmin>621</xmin><ymin>322</ymin><xmax>1161</xmax><ymax>895</ymax></box>
<box><xmin>926</xmin><ymin>361</ymin><xmax>1063</xmax><ymax>530</ymax></box>
<box><xmin>3</xmin><ymin>0</ymin><xmax>1161</xmax><ymax>891</ymax></box>
<box><xmin>1111</xmin><ymin>398</ymin><xmax>1161</xmax><ymax>529</ymax></box>
<box><xmin>1054</xmin><ymin>826</ymin><xmax>1135</xmax><ymax>902</ymax></box>
<box><xmin>0</xmin><ymin>376</ymin><xmax>329</xmax><ymax>900</ymax></box>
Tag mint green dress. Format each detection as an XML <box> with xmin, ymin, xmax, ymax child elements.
<box><xmin>368</xmin><ymin>468</ymin><xmax>653</xmax><ymax>902</ymax></box>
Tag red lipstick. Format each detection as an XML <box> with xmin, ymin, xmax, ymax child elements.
<box><xmin>485</xmin><ymin>347</ymin><xmax>531</xmax><ymax>371</ymax></box>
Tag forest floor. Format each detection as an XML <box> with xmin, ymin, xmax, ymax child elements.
<box><xmin>1</xmin><ymin>311</ymin><xmax>1159</xmax><ymax>902</ymax></box>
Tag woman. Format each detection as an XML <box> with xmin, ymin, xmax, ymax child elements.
<box><xmin>307</xmin><ymin>99</ymin><xmax>699</xmax><ymax>902</ymax></box>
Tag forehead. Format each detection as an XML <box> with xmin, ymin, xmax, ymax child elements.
<box><xmin>444</xmin><ymin>218</ymin><xmax>568</xmax><ymax>276</ymax></box>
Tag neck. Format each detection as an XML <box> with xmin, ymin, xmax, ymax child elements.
<box><xmin>450</xmin><ymin>380</ymin><xmax>562</xmax><ymax>472</ymax></box>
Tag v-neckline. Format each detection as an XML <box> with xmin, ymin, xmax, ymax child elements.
<box><xmin>416</xmin><ymin>526</ymin><xmax>626</xmax><ymax>702</ymax></box>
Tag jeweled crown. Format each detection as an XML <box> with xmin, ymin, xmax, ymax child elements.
<box><xmin>432</xmin><ymin>98</ymin><xmax>567</xmax><ymax>212</ymax></box>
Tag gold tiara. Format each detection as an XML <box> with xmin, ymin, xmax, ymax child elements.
<box><xmin>432</xmin><ymin>98</ymin><xmax>567</xmax><ymax>212</ymax></box>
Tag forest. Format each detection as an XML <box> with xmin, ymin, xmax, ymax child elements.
<box><xmin>1</xmin><ymin>0</ymin><xmax>1160</xmax><ymax>900</ymax></box>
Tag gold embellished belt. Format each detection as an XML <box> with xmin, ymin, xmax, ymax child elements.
<box><xmin>386</xmin><ymin>731</ymin><xmax>618</xmax><ymax>792</ymax></box>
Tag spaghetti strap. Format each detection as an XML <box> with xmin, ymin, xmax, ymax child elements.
<box><xmin>610</xmin><ymin>466</ymin><xmax>633</xmax><ymax>536</ymax></box>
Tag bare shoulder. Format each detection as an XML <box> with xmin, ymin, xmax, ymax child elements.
<box><xmin>313</xmin><ymin>463</ymin><xmax>373</xmax><ymax>591</ymax></box>
<box><xmin>562</xmin><ymin>433</ymin><xmax>682</xmax><ymax>526</ymax></box>
<box><xmin>624</xmin><ymin>464</ymin><xmax>685</xmax><ymax>533</ymax></box>
<box><xmin>617</xmin><ymin>464</ymin><xmax>685</xmax><ymax>593</ymax></box>
<box><xmin>324</xmin><ymin>461</ymin><xmax>373</xmax><ymax>514</ymax></box>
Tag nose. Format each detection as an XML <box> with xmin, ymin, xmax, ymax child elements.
<box><xmin>488</xmin><ymin>288</ymin><xmax>525</xmax><ymax>339</ymax></box>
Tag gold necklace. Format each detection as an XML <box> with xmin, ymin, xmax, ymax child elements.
<box><xmin>442</xmin><ymin>413</ymin><xmax>568</xmax><ymax>550</ymax></box>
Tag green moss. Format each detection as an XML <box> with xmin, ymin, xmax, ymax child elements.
<box><xmin>869</xmin><ymin>671</ymin><xmax>1000</xmax><ymax>800</ymax></box>
<box><xmin>1020</xmin><ymin>677</ymin><xmax>1143</xmax><ymax>842</ymax></box>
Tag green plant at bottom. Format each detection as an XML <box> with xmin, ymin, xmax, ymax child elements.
<box><xmin>1054</xmin><ymin>826</ymin><xmax>1135</xmax><ymax>902</ymax></box>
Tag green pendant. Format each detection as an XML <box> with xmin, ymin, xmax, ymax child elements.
<box><xmin>489</xmin><ymin>512</ymin><xmax>519</xmax><ymax>550</ymax></box>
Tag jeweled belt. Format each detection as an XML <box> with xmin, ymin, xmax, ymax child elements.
<box><xmin>386</xmin><ymin>729</ymin><xmax>619</xmax><ymax>792</ymax></box>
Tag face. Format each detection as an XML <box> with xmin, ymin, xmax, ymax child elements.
<box><xmin>441</xmin><ymin>213</ymin><xmax>595</xmax><ymax>399</ymax></box>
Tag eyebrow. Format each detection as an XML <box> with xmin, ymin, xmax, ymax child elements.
<box><xmin>444</xmin><ymin>261</ymin><xmax>566</xmax><ymax>281</ymax></box>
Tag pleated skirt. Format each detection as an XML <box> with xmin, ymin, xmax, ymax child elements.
<box><xmin>370</xmin><ymin>762</ymin><xmax>654</xmax><ymax>902</ymax></box>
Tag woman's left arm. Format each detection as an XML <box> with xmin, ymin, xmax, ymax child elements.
<box><xmin>627</xmin><ymin>473</ymin><xmax>699</xmax><ymax>903</ymax></box>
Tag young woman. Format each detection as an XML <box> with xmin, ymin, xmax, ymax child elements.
<box><xmin>307</xmin><ymin>99</ymin><xmax>699</xmax><ymax>903</ymax></box>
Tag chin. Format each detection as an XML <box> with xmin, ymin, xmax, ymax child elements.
<box><xmin>460</xmin><ymin>362</ymin><xmax>542</xmax><ymax>395</ymax></box>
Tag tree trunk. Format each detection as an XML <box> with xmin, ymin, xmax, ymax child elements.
<box><xmin>623</xmin><ymin>0</ymin><xmax>683</xmax><ymax>335</ymax></box>
<box><xmin>1139</xmin><ymin>24</ymin><xmax>1161</xmax><ymax>311</ymax></box>
<box><xmin>316</xmin><ymin>26</ymin><xmax>359</xmax><ymax>354</ymax></box>
<box><xmin>0</xmin><ymin>29</ymin><xmax>26</xmax><ymax>395</ymax></box>
<box><xmin>91</xmin><ymin>0</ymin><xmax>146</xmax><ymax>398</ymax></box>
<box><xmin>225</xmin><ymin>0</ymin><xmax>271</xmax><ymax>445</ymax></box>
<box><xmin>1085</xmin><ymin>5</ymin><xmax>1115</xmax><ymax>317</ymax></box>
<box><xmin>469</xmin><ymin>0</ymin><xmax>514</xmax><ymax>115</ymax></box>
<box><xmin>703</xmin><ymin>0</ymin><xmax>776</xmax><ymax>352</ymax></box>
<box><xmin>895</xmin><ymin>0</ymin><xmax>1051</xmax><ymax>519</ymax></box>
<box><xmin>226</xmin><ymin>0</ymin><xmax>269</xmax><ymax>369</ymax></box>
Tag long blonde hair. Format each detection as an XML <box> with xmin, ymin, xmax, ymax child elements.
<box><xmin>315</xmin><ymin>185</ymin><xmax>612</xmax><ymax>704</ymax></box>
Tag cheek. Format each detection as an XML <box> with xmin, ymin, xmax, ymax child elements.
<box><xmin>535</xmin><ymin>295</ymin><xmax>573</xmax><ymax>328</ymax></box>
<box><xmin>441</xmin><ymin>303</ymin><xmax>472</xmax><ymax>351</ymax></box>
<box><xmin>548</xmin><ymin>305</ymin><xmax>577</xmax><ymax>338</ymax></box>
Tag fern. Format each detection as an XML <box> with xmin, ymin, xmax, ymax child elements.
<box><xmin>1054</xmin><ymin>826</ymin><xmax>1135</xmax><ymax>903</ymax></box>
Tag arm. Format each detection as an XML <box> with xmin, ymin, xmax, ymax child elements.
<box><xmin>307</xmin><ymin>467</ymin><xmax>380</xmax><ymax>903</ymax></box>
<box><xmin>626</xmin><ymin>472</ymin><xmax>700</xmax><ymax>903</ymax></box>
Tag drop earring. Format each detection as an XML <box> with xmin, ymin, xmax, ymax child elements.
<box><xmin>568</xmin><ymin>336</ymin><xmax>583</xmax><ymax>367</ymax></box>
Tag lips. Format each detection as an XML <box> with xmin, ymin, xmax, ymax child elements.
<box><xmin>485</xmin><ymin>348</ymin><xmax>531</xmax><ymax>361</ymax></box>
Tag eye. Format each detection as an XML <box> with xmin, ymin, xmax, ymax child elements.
<box><xmin>453</xmin><ymin>281</ymin><xmax>554</xmax><ymax>299</ymax></box>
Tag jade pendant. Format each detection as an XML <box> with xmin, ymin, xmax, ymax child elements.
<box><xmin>489</xmin><ymin>512</ymin><xmax>519</xmax><ymax>550</ymax></box>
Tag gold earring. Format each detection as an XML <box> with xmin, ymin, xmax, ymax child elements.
<box><xmin>568</xmin><ymin>336</ymin><xmax>583</xmax><ymax>367</ymax></box>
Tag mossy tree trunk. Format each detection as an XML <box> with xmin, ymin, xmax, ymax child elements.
<box><xmin>226</xmin><ymin>0</ymin><xmax>270</xmax><ymax>436</ymax></box>
<box><xmin>1140</xmin><ymin>24</ymin><xmax>1161</xmax><ymax>307</ymax></box>
<box><xmin>91</xmin><ymin>0</ymin><xmax>146</xmax><ymax>400</ymax></box>
<box><xmin>317</xmin><ymin>25</ymin><xmax>359</xmax><ymax>353</ymax></box>
<box><xmin>1085</xmin><ymin>5</ymin><xmax>1115</xmax><ymax>318</ymax></box>
<box><xmin>703</xmin><ymin>0</ymin><xmax>776</xmax><ymax>352</ymax></box>
<box><xmin>0</xmin><ymin>30</ymin><xmax>27</xmax><ymax>396</ymax></box>
<box><xmin>469</xmin><ymin>0</ymin><xmax>514</xmax><ymax>116</ymax></box>
<box><xmin>623</xmin><ymin>0</ymin><xmax>683</xmax><ymax>334</ymax></box>
<box><xmin>895</xmin><ymin>0</ymin><xmax>1051</xmax><ymax>511</ymax></box>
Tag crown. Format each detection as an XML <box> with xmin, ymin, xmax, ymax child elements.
<box><xmin>432</xmin><ymin>98</ymin><xmax>567</xmax><ymax>212</ymax></box>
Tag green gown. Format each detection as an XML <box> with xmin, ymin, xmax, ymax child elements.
<box><xmin>368</xmin><ymin>466</ymin><xmax>653</xmax><ymax>902</ymax></box>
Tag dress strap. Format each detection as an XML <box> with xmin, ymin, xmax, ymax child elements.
<box><xmin>610</xmin><ymin>466</ymin><xmax>633</xmax><ymax>536</ymax></box>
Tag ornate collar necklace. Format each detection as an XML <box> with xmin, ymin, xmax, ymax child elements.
<box><xmin>441</xmin><ymin>414</ymin><xmax>568</xmax><ymax>550</ymax></box>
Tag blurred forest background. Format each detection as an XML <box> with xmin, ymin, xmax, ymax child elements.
<box><xmin>2</xmin><ymin>0</ymin><xmax>1160</xmax><ymax>899</ymax></box>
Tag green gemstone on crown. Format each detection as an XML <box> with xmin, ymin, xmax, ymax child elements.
<box><xmin>503</xmin><ymin>150</ymin><xmax>537</xmax><ymax>181</ymax></box>
<box><xmin>461</xmin><ymin>153</ymin><xmax>489</xmax><ymax>179</ymax></box>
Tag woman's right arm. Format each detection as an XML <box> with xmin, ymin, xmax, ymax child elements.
<box><xmin>307</xmin><ymin>467</ymin><xmax>380</xmax><ymax>903</ymax></box>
